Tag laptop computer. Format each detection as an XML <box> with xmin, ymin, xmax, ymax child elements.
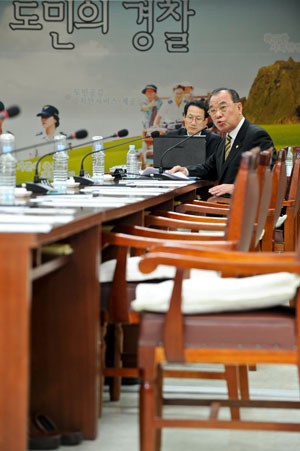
<box><xmin>153</xmin><ymin>135</ymin><xmax>206</xmax><ymax>169</ymax></box>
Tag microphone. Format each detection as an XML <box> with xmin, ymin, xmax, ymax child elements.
<box><xmin>158</xmin><ymin>123</ymin><xmax>213</xmax><ymax>173</ymax></box>
<box><xmin>26</xmin><ymin>129</ymin><xmax>130</xmax><ymax>193</ymax></box>
<box><xmin>112</xmin><ymin>129</ymin><xmax>128</xmax><ymax>138</ymax></box>
<box><xmin>56</xmin><ymin>129</ymin><xmax>129</xmax><ymax>154</ymax></box>
<box><xmin>24</xmin><ymin>130</ymin><xmax>88</xmax><ymax>193</ymax></box>
<box><xmin>67</xmin><ymin>129</ymin><xmax>88</xmax><ymax>140</ymax></box>
<box><xmin>0</xmin><ymin>105</ymin><xmax>21</xmax><ymax>120</ymax></box>
<box><xmin>13</xmin><ymin>129</ymin><xmax>88</xmax><ymax>155</ymax></box>
<box><xmin>74</xmin><ymin>130</ymin><xmax>159</xmax><ymax>185</ymax></box>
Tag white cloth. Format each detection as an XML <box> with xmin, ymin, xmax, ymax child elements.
<box><xmin>100</xmin><ymin>256</ymin><xmax>219</xmax><ymax>283</ymax></box>
<box><xmin>131</xmin><ymin>272</ymin><xmax>300</xmax><ymax>314</ymax></box>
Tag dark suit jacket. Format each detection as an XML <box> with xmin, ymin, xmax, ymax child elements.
<box><xmin>187</xmin><ymin>119</ymin><xmax>275</xmax><ymax>184</ymax></box>
<box><xmin>167</xmin><ymin>128</ymin><xmax>222</xmax><ymax>159</ymax></box>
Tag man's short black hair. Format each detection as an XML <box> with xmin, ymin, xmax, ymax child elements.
<box><xmin>183</xmin><ymin>99</ymin><xmax>209</xmax><ymax>118</ymax></box>
<box><xmin>209</xmin><ymin>88</ymin><xmax>240</xmax><ymax>104</ymax></box>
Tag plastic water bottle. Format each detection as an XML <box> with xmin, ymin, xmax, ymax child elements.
<box><xmin>286</xmin><ymin>146</ymin><xmax>293</xmax><ymax>177</ymax></box>
<box><xmin>53</xmin><ymin>134</ymin><xmax>69</xmax><ymax>193</ymax></box>
<box><xmin>92</xmin><ymin>136</ymin><xmax>105</xmax><ymax>183</ymax></box>
<box><xmin>0</xmin><ymin>133</ymin><xmax>16</xmax><ymax>205</ymax></box>
<box><xmin>126</xmin><ymin>144</ymin><xmax>138</xmax><ymax>179</ymax></box>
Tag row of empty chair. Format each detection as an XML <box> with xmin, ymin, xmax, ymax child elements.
<box><xmin>99</xmin><ymin>146</ymin><xmax>300</xmax><ymax>450</ymax></box>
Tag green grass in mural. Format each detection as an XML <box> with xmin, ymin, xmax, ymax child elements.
<box><xmin>259</xmin><ymin>124</ymin><xmax>300</xmax><ymax>149</ymax></box>
<box><xmin>16</xmin><ymin>125</ymin><xmax>300</xmax><ymax>184</ymax></box>
<box><xmin>16</xmin><ymin>137</ymin><xmax>142</xmax><ymax>184</ymax></box>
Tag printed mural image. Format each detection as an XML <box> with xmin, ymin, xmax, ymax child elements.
<box><xmin>0</xmin><ymin>0</ymin><xmax>298</xmax><ymax>173</ymax></box>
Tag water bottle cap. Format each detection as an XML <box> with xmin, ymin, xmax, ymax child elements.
<box><xmin>129</xmin><ymin>145</ymin><xmax>135</xmax><ymax>150</ymax></box>
<box><xmin>92</xmin><ymin>136</ymin><xmax>103</xmax><ymax>151</ymax></box>
<box><xmin>0</xmin><ymin>133</ymin><xmax>15</xmax><ymax>153</ymax></box>
<box><xmin>54</xmin><ymin>133</ymin><xmax>67</xmax><ymax>151</ymax></box>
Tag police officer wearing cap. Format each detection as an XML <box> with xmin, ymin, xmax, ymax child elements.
<box><xmin>32</xmin><ymin>105</ymin><xmax>66</xmax><ymax>158</ymax></box>
<box><xmin>36</xmin><ymin>105</ymin><xmax>65</xmax><ymax>140</ymax></box>
<box><xmin>140</xmin><ymin>85</ymin><xmax>162</xmax><ymax>129</ymax></box>
<box><xmin>155</xmin><ymin>84</ymin><xmax>189</xmax><ymax>130</ymax></box>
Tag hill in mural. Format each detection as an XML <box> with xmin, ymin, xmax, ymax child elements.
<box><xmin>243</xmin><ymin>57</ymin><xmax>300</xmax><ymax>124</ymax></box>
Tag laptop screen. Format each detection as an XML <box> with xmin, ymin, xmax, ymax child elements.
<box><xmin>153</xmin><ymin>135</ymin><xmax>206</xmax><ymax>169</ymax></box>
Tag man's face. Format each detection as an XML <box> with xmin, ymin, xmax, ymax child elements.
<box><xmin>184</xmin><ymin>105</ymin><xmax>207</xmax><ymax>135</ymax></box>
<box><xmin>209</xmin><ymin>90</ymin><xmax>242</xmax><ymax>133</ymax></box>
<box><xmin>145</xmin><ymin>88</ymin><xmax>156</xmax><ymax>102</ymax></box>
<box><xmin>174</xmin><ymin>88</ymin><xmax>184</xmax><ymax>102</ymax></box>
<box><xmin>41</xmin><ymin>115</ymin><xmax>55</xmax><ymax>129</ymax></box>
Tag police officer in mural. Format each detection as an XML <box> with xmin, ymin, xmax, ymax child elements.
<box><xmin>140</xmin><ymin>84</ymin><xmax>162</xmax><ymax>129</ymax></box>
<box><xmin>155</xmin><ymin>84</ymin><xmax>189</xmax><ymax>130</ymax></box>
<box><xmin>36</xmin><ymin>105</ymin><xmax>65</xmax><ymax>140</ymax></box>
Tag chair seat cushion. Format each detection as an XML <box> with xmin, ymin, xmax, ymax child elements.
<box><xmin>138</xmin><ymin>307</ymin><xmax>296</xmax><ymax>350</ymax></box>
<box><xmin>131</xmin><ymin>272</ymin><xmax>300</xmax><ymax>314</ymax></box>
<box><xmin>100</xmin><ymin>256</ymin><xmax>219</xmax><ymax>283</ymax></box>
<box><xmin>275</xmin><ymin>214</ymin><xmax>287</xmax><ymax>228</ymax></box>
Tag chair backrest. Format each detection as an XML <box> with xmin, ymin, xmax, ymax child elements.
<box><xmin>271</xmin><ymin>149</ymin><xmax>287</xmax><ymax>228</ymax></box>
<box><xmin>225</xmin><ymin>148</ymin><xmax>260</xmax><ymax>251</ymax></box>
<box><xmin>254</xmin><ymin>151</ymin><xmax>273</xmax><ymax>246</ymax></box>
<box><xmin>287</xmin><ymin>148</ymin><xmax>300</xmax><ymax>217</ymax></box>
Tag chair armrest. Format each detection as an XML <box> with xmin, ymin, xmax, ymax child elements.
<box><xmin>150</xmin><ymin>210</ymin><xmax>227</xmax><ymax>224</ymax></box>
<box><xmin>144</xmin><ymin>215</ymin><xmax>226</xmax><ymax>231</ymax></box>
<box><xmin>192</xmin><ymin>200</ymin><xmax>230</xmax><ymax>209</ymax></box>
<box><xmin>139</xmin><ymin>246</ymin><xmax>298</xmax><ymax>276</ymax></box>
<box><xmin>176</xmin><ymin>203</ymin><xmax>230</xmax><ymax>216</ymax></box>
<box><xmin>112</xmin><ymin>224</ymin><xmax>226</xmax><ymax>242</ymax></box>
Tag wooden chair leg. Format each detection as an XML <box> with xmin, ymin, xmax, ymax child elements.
<box><xmin>109</xmin><ymin>323</ymin><xmax>123</xmax><ymax>401</ymax></box>
<box><xmin>238</xmin><ymin>365</ymin><xmax>250</xmax><ymax>400</ymax></box>
<box><xmin>139</xmin><ymin>349</ymin><xmax>156</xmax><ymax>451</ymax></box>
<box><xmin>99</xmin><ymin>322</ymin><xmax>107</xmax><ymax>417</ymax></box>
<box><xmin>224</xmin><ymin>365</ymin><xmax>240</xmax><ymax>420</ymax></box>
<box><xmin>155</xmin><ymin>364</ymin><xmax>163</xmax><ymax>451</ymax></box>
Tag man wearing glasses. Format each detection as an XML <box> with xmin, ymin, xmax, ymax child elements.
<box><xmin>168</xmin><ymin>88</ymin><xmax>274</xmax><ymax>197</ymax></box>
<box><xmin>167</xmin><ymin>99</ymin><xmax>222</xmax><ymax>159</ymax></box>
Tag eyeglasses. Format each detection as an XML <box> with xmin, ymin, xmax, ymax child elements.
<box><xmin>185</xmin><ymin>115</ymin><xmax>205</xmax><ymax>122</ymax></box>
<box><xmin>208</xmin><ymin>103</ymin><xmax>238</xmax><ymax>116</ymax></box>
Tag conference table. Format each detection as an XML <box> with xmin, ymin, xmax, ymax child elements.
<box><xmin>0</xmin><ymin>178</ymin><xmax>207</xmax><ymax>451</ymax></box>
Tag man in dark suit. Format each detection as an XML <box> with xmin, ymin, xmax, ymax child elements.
<box><xmin>168</xmin><ymin>88</ymin><xmax>275</xmax><ymax>197</ymax></box>
<box><xmin>167</xmin><ymin>99</ymin><xmax>222</xmax><ymax>159</ymax></box>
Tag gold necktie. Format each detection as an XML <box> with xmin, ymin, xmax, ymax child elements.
<box><xmin>224</xmin><ymin>134</ymin><xmax>232</xmax><ymax>160</ymax></box>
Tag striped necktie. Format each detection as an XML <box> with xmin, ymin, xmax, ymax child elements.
<box><xmin>224</xmin><ymin>134</ymin><xmax>232</xmax><ymax>160</ymax></box>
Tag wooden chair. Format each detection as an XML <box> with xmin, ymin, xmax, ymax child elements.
<box><xmin>145</xmin><ymin>150</ymin><xmax>274</xmax><ymax>253</ymax></box>
<box><xmin>274</xmin><ymin>148</ymin><xmax>300</xmax><ymax>252</ymax></box>
<box><xmin>136</xmin><ymin>227</ymin><xmax>300</xmax><ymax>451</ymax></box>
<box><xmin>99</xmin><ymin>150</ymin><xmax>267</xmax><ymax>411</ymax></box>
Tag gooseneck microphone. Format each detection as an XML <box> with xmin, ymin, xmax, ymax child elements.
<box><xmin>0</xmin><ymin>105</ymin><xmax>21</xmax><ymax>120</ymax></box>
<box><xmin>112</xmin><ymin>129</ymin><xmax>128</xmax><ymax>138</ymax></box>
<box><xmin>158</xmin><ymin>122</ymin><xmax>213</xmax><ymax>173</ymax></box>
<box><xmin>74</xmin><ymin>130</ymin><xmax>159</xmax><ymax>185</ymax></box>
<box><xmin>25</xmin><ymin>129</ymin><xmax>129</xmax><ymax>192</ymax></box>
<box><xmin>13</xmin><ymin>129</ymin><xmax>88</xmax><ymax>155</ymax></box>
<box><xmin>60</xmin><ymin>128</ymin><xmax>129</xmax><ymax>154</ymax></box>
<box><xmin>32</xmin><ymin>130</ymin><xmax>88</xmax><ymax>183</ymax></box>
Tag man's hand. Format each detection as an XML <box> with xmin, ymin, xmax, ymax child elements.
<box><xmin>208</xmin><ymin>184</ymin><xmax>234</xmax><ymax>196</ymax></box>
<box><xmin>167</xmin><ymin>165</ymin><xmax>188</xmax><ymax>176</ymax></box>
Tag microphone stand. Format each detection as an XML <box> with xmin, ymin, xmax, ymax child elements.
<box><xmin>74</xmin><ymin>134</ymin><xmax>155</xmax><ymax>186</ymax></box>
